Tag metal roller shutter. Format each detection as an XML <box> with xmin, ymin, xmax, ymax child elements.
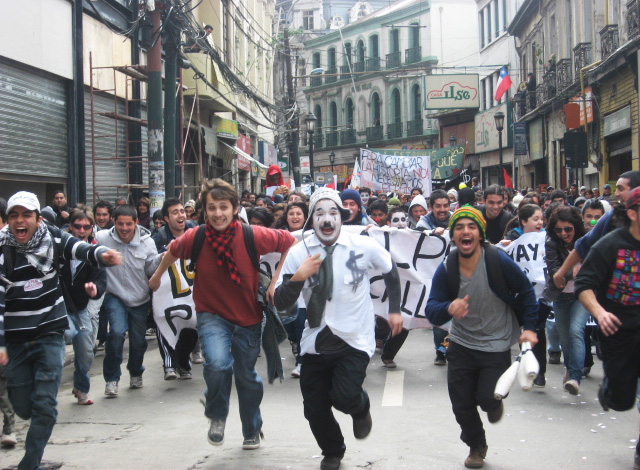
<box><xmin>84</xmin><ymin>91</ymin><xmax>128</xmax><ymax>204</ymax></box>
<box><xmin>0</xmin><ymin>59</ymin><xmax>68</xmax><ymax>180</ymax></box>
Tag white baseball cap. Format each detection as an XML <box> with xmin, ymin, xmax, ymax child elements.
<box><xmin>7</xmin><ymin>191</ymin><xmax>41</xmax><ymax>213</ymax></box>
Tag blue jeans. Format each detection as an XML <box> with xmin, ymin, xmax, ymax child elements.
<box><xmin>546</xmin><ymin>315</ymin><xmax>561</xmax><ymax>353</ymax></box>
<box><xmin>197</xmin><ymin>312</ymin><xmax>263</xmax><ymax>439</ymax></box>
<box><xmin>5</xmin><ymin>334</ymin><xmax>64</xmax><ymax>470</ymax></box>
<box><xmin>64</xmin><ymin>308</ymin><xmax>95</xmax><ymax>393</ymax></box>
<box><xmin>102</xmin><ymin>294</ymin><xmax>149</xmax><ymax>382</ymax></box>
<box><xmin>553</xmin><ymin>294</ymin><xmax>590</xmax><ymax>382</ymax></box>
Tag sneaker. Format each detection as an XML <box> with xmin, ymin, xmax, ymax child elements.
<box><xmin>72</xmin><ymin>388</ymin><xmax>94</xmax><ymax>405</ymax></box>
<box><xmin>464</xmin><ymin>445</ymin><xmax>488</xmax><ymax>468</ymax></box>
<box><xmin>487</xmin><ymin>401</ymin><xmax>504</xmax><ymax>424</ymax></box>
<box><xmin>291</xmin><ymin>363</ymin><xmax>301</xmax><ymax>378</ymax></box>
<box><xmin>548</xmin><ymin>351</ymin><xmax>561</xmax><ymax>364</ymax></box>
<box><xmin>164</xmin><ymin>368</ymin><xmax>178</xmax><ymax>380</ymax></box>
<box><xmin>533</xmin><ymin>373</ymin><xmax>546</xmax><ymax>388</ymax></box>
<box><xmin>352</xmin><ymin>409</ymin><xmax>372</xmax><ymax>439</ymax></box>
<box><xmin>191</xmin><ymin>351</ymin><xmax>204</xmax><ymax>364</ymax></box>
<box><xmin>564</xmin><ymin>379</ymin><xmax>579</xmax><ymax>395</ymax></box>
<box><xmin>1</xmin><ymin>432</ymin><xmax>17</xmax><ymax>447</ymax></box>
<box><xmin>145</xmin><ymin>328</ymin><xmax>156</xmax><ymax>337</ymax></box>
<box><xmin>434</xmin><ymin>351</ymin><xmax>447</xmax><ymax>366</ymax></box>
<box><xmin>597</xmin><ymin>385</ymin><xmax>610</xmax><ymax>411</ymax></box>
<box><xmin>382</xmin><ymin>359</ymin><xmax>397</xmax><ymax>369</ymax></box>
<box><xmin>320</xmin><ymin>455</ymin><xmax>343</xmax><ymax>470</ymax></box>
<box><xmin>177</xmin><ymin>368</ymin><xmax>192</xmax><ymax>380</ymax></box>
<box><xmin>290</xmin><ymin>340</ymin><xmax>299</xmax><ymax>357</ymax></box>
<box><xmin>207</xmin><ymin>419</ymin><xmax>225</xmax><ymax>446</ymax></box>
<box><xmin>562</xmin><ymin>369</ymin><xmax>570</xmax><ymax>385</ymax></box>
<box><xmin>130</xmin><ymin>376</ymin><xmax>143</xmax><ymax>389</ymax></box>
<box><xmin>242</xmin><ymin>430</ymin><xmax>264</xmax><ymax>450</ymax></box>
<box><xmin>104</xmin><ymin>381</ymin><xmax>119</xmax><ymax>397</ymax></box>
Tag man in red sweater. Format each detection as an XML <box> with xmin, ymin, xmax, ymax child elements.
<box><xmin>150</xmin><ymin>179</ymin><xmax>295</xmax><ymax>450</ymax></box>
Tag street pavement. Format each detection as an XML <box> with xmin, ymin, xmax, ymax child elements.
<box><xmin>1</xmin><ymin>328</ymin><xmax>638</xmax><ymax>470</ymax></box>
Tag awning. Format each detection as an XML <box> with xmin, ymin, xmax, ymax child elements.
<box><xmin>219</xmin><ymin>139</ymin><xmax>268</xmax><ymax>170</ymax></box>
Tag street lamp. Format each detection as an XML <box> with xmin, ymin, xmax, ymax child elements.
<box><xmin>306</xmin><ymin>112</ymin><xmax>317</xmax><ymax>191</ymax></box>
<box><xmin>449</xmin><ymin>134</ymin><xmax>457</xmax><ymax>147</ymax></box>
<box><xmin>329</xmin><ymin>151</ymin><xmax>335</xmax><ymax>175</ymax></box>
<box><xmin>494</xmin><ymin>111</ymin><xmax>505</xmax><ymax>186</ymax></box>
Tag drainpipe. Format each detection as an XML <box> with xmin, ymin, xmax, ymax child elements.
<box><xmin>579</xmin><ymin>60</ymin><xmax>601</xmax><ymax>168</ymax></box>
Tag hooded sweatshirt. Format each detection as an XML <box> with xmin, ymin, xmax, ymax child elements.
<box><xmin>408</xmin><ymin>195</ymin><xmax>428</xmax><ymax>229</ymax></box>
<box><xmin>265</xmin><ymin>164</ymin><xmax>285</xmax><ymax>189</ymax></box>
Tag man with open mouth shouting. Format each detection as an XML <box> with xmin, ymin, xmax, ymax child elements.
<box><xmin>425</xmin><ymin>205</ymin><xmax>539</xmax><ymax>469</ymax></box>
<box><xmin>275</xmin><ymin>187</ymin><xmax>403</xmax><ymax>470</ymax></box>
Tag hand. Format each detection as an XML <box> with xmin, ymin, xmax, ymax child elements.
<box><xmin>595</xmin><ymin>310</ymin><xmax>622</xmax><ymax>336</ymax></box>
<box><xmin>0</xmin><ymin>348</ymin><xmax>7</xmax><ymax>366</ymax></box>
<box><xmin>266</xmin><ymin>280</ymin><xmax>276</xmax><ymax>304</ymax></box>
<box><xmin>100</xmin><ymin>249</ymin><xmax>122</xmax><ymax>266</ymax></box>
<box><xmin>519</xmin><ymin>329</ymin><xmax>538</xmax><ymax>347</ymax></box>
<box><xmin>387</xmin><ymin>313</ymin><xmax>403</xmax><ymax>337</ymax></box>
<box><xmin>84</xmin><ymin>282</ymin><xmax>97</xmax><ymax>298</ymax></box>
<box><xmin>448</xmin><ymin>294</ymin><xmax>469</xmax><ymax>319</ymax></box>
<box><xmin>553</xmin><ymin>271</ymin><xmax>566</xmax><ymax>290</ymax></box>
<box><xmin>433</xmin><ymin>227</ymin><xmax>445</xmax><ymax>236</ymax></box>
<box><xmin>291</xmin><ymin>254</ymin><xmax>322</xmax><ymax>282</ymax></box>
<box><xmin>499</xmin><ymin>239</ymin><xmax>512</xmax><ymax>246</ymax></box>
<box><xmin>149</xmin><ymin>275</ymin><xmax>161</xmax><ymax>292</ymax></box>
<box><xmin>364</xmin><ymin>223</ymin><xmax>376</xmax><ymax>232</ymax></box>
<box><xmin>61</xmin><ymin>210</ymin><xmax>69</xmax><ymax>220</ymax></box>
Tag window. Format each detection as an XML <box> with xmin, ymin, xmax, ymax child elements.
<box><xmin>488</xmin><ymin>76</ymin><xmax>494</xmax><ymax>108</ymax></box>
<box><xmin>391</xmin><ymin>89</ymin><xmax>401</xmax><ymax>123</ymax></box>
<box><xmin>481</xmin><ymin>79</ymin><xmax>487</xmax><ymax>110</ymax></box>
<box><xmin>345</xmin><ymin>98</ymin><xmax>354</xmax><ymax>128</ymax></box>
<box><xmin>303</xmin><ymin>10</ymin><xmax>314</xmax><ymax>31</ymax></box>
<box><xmin>372</xmin><ymin>93</ymin><xmax>381</xmax><ymax>126</ymax></box>
<box><xmin>479</xmin><ymin>10</ymin><xmax>485</xmax><ymax>48</ymax></box>
<box><xmin>494</xmin><ymin>0</ymin><xmax>499</xmax><ymax>37</ymax></box>
<box><xmin>487</xmin><ymin>3</ymin><xmax>491</xmax><ymax>42</ymax></box>
<box><xmin>299</xmin><ymin>58</ymin><xmax>306</xmax><ymax>87</ymax></box>
<box><xmin>222</xmin><ymin>0</ymin><xmax>230</xmax><ymax>65</ymax></box>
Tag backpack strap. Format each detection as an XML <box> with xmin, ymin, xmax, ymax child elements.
<box><xmin>445</xmin><ymin>247</ymin><xmax>460</xmax><ymax>299</ymax></box>
<box><xmin>483</xmin><ymin>244</ymin><xmax>508</xmax><ymax>295</ymax></box>
<box><xmin>241</xmin><ymin>223</ymin><xmax>260</xmax><ymax>271</ymax></box>
<box><xmin>187</xmin><ymin>224</ymin><xmax>206</xmax><ymax>272</ymax></box>
<box><xmin>2</xmin><ymin>245</ymin><xmax>16</xmax><ymax>280</ymax></box>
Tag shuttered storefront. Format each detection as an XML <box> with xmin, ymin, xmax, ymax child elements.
<box><xmin>0</xmin><ymin>59</ymin><xmax>68</xmax><ymax>182</ymax></box>
<box><xmin>84</xmin><ymin>91</ymin><xmax>128</xmax><ymax>204</ymax></box>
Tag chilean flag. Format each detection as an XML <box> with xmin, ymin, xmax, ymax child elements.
<box><xmin>494</xmin><ymin>66</ymin><xmax>512</xmax><ymax>101</ymax></box>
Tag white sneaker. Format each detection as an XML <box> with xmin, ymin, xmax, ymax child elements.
<box><xmin>291</xmin><ymin>363</ymin><xmax>301</xmax><ymax>378</ymax></box>
<box><xmin>191</xmin><ymin>351</ymin><xmax>204</xmax><ymax>364</ymax></box>
<box><xmin>104</xmin><ymin>381</ymin><xmax>119</xmax><ymax>397</ymax></box>
<box><xmin>130</xmin><ymin>376</ymin><xmax>143</xmax><ymax>389</ymax></box>
<box><xmin>1</xmin><ymin>432</ymin><xmax>17</xmax><ymax>447</ymax></box>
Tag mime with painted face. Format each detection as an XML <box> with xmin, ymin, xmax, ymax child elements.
<box><xmin>275</xmin><ymin>187</ymin><xmax>403</xmax><ymax>470</ymax></box>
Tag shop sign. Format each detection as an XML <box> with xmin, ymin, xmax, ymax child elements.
<box><xmin>529</xmin><ymin>118</ymin><xmax>543</xmax><ymax>161</ymax></box>
<box><xmin>425</xmin><ymin>74</ymin><xmax>479</xmax><ymax>109</ymax></box>
<box><xmin>513</xmin><ymin>122</ymin><xmax>527</xmax><ymax>156</ymax></box>
<box><xmin>300</xmin><ymin>156</ymin><xmax>310</xmax><ymax>174</ymax></box>
<box><xmin>214</xmin><ymin>117</ymin><xmax>238</xmax><ymax>140</ymax></box>
<box><xmin>604</xmin><ymin>106</ymin><xmax>631</xmax><ymax>137</ymax></box>
<box><xmin>474</xmin><ymin>102</ymin><xmax>511</xmax><ymax>153</ymax></box>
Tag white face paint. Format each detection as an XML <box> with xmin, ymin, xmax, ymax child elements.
<box><xmin>313</xmin><ymin>199</ymin><xmax>342</xmax><ymax>246</ymax></box>
<box><xmin>389</xmin><ymin>213</ymin><xmax>407</xmax><ymax>229</ymax></box>
<box><xmin>360</xmin><ymin>192</ymin><xmax>370</xmax><ymax>206</ymax></box>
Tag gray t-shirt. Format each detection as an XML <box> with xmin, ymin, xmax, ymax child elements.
<box><xmin>449</xmin><ymin>250</ymin><xmax>520</xmax><ymax>352</ymax></box>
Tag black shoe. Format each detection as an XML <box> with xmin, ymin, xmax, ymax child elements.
<box><xmin>597</xmin><ymin>385</ymin><xmax>609</xmax><ymax>412</ymax></box>
<box><xmin>533</xmin><ymin>373</ymin><xmax>546</xmax><ymax>388</ymax></box>
<box><xmin>353</xmin><ymin>409</ymin><xmax>372</xmax><ymax>439</ymax></box>
<box><xmin>434</xmin><ymin>351</ymin><xmax>447</xmax><ymax>366</ymax></box>
<box><xmin>548</xmin><ymin>351</ymin><xmax>561</xmax><ymax>364</ymax></box>
<box><xmin>207</xmin><ymin>419</ymin><xmax>225</xmax><ymax>446</ymax></box>
<box><xmin>464</xmin><ymin>445</ymin><xmax>488</xmax><ymax>468</ymax></box>
<box><xmin>320</xmin><ymin>455</ymin><xmax>343</xmax><ymax>470</ymax></box>
<box><xmin>487</xmin><ymin>402</ymin><xmax>504</xmax><ymax>424</ymax></box>
<box><xmin>634</xmin><ymin>451</ymin><xmax>640</xmax><ymax>470</ymax></box>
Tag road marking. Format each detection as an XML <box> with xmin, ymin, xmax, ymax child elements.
<box><xmin>381</xmin><ymin>370</ymin><xmax>404</xmax><ymax>407</ymax></box>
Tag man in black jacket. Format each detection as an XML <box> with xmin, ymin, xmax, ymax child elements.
<box><xmin>481</xmin><ymin>185</ymin><xmax>512</xmax><ymax>244</ymax></box>
<box><xmin>62</xmin><ymin>207</ymin><xmax>107</xmax><ymax>405</ymax></box>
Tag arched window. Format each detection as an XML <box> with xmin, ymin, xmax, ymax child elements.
<box><xmin>391</xmin><ymin>88</ymin><xmax>401</xmax><ymax>123</ymax></box>
<box><xmin>357</xmin><ymin>40</ymin><xmax>365</xmax><ymax>63</ymax></box>
<box><xmin>314</xmin><ymin>104</ymin><xmax>323</xmax><ymax>132</ymax></box>
<box><xmin>411</xmin><ymin>84</ymin><xmax>421</xmax><ymax>121</ymax></box>
<box><xmin>329</xmin><ymin>102</ymin><xmax>338</xmax><ymax>130</ymax></box>
<box><xmin>371</xmin><ymin>92</ymin><xmax>381</xmax><ymax>126</ymax></box>
<box><xmin>345</xmin><ymin>98</ymin><xmax>354</xmax><ymax>128</ymax></box>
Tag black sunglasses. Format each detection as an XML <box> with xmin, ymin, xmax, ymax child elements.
<box><xmin>554</xmin><ymin>226</ymin><xmax>574</xmax><ymax>234</ymax></box>
<box><xmin>73</xmin><ymin>223</ymin><xmax>92</xmax><ymax>231</ymax></box>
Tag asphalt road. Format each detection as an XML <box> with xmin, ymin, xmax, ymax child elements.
<box><xmin>1</xmin><ymin>329</ymin><xmax>638</xmax><ymax>470</ymax></box>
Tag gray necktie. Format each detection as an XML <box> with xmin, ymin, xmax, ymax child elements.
<box><xmin>306</xmin><ymin>245</ymin><xmax>335</xmax><ymax>328</ymax></box>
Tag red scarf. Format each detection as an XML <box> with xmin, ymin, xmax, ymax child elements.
<box><xmin>205</xmin><ymin>220</ymin><xmax>241</xmax><ymax>286</ymax></box>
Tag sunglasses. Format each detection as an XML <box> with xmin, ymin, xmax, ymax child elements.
<box><xmin>554</xmin><ymin>226</ymin><xmax>574</xmax><ymax>234</ymax></box>
<box><xmin>73</xmin><ymin>223</ymin><xmax>92</xmax><ymax>231</ymax></box>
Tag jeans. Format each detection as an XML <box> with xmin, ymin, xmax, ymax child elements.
<box><xmin>63</xmin><ymin>308</ymin><xmax>95</xmax><ymax>393</ymax></box>
<box><xmin>553</xmin><ymin>294</ymin><xmax>590</xmax><ymax>382</ymax></box>
<box><xmin>197</xmin><ymin>312</ymin><xmax>263</xmax><ymax>439</ymax></box>
<box><xmin>284</xmin><ymin>307</ymin><xmax>306</xmax><ymax>364</ymax></box>
<box><xmin>546</xmin><ymin>316</ymin><xmax>561</xmax><ymax>353</ymax></box>
<box><xmin>5</xmin><ymin>334</ymin><xmax>64</xmax><ymax>470</ymax></box>
<box><xmin>102</xmin><ymin>294</ymin><xmax>149</xmax><ymax>383</ymax></box>
<box><xmin>0</xmin><ymin>365</ymin><xmax>15</xmax><ymax>435</ymax></box>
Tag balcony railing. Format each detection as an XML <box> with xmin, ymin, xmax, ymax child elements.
<box><xmin>573</xmin><ymin>42</ymin><xmax>592</xmax><ymax>80</ymax></box>
<box><xmin>600</xmin><ymin>24</ymin><xmax>619</xmax><ymax>60</ymax></box>
<box><xmin>628</xmin><ymin>0</ymin><xmax>640</xmax><ymax>40</ymax></box>
<box><xmin>543</xmin><ymin>70</ymin><xmax>556</xmax><ymax>100</ymax></box>
<box><xmin>325</xmin><ymin>67</ymin><xmax>337</xmax><ymax>84</ymax></box>
<box><xmin>366</xmin><ymin>57</ymin><xmax>381</xmax><ymax>71</ymax></box>
<box><xmin>386</xmin><ymin>51</ymin><xmax>401</xmax><ymax>69</ymax></box>
<box><xmin>366</xmin><ymin>125</ymin><xmax>384</xmax><ymax>142</ymax></box>
<box><xmin>325</xmin><ymin>131</ymin><xmax>338</xmax><ymax>148</ymax></box>
<box><xmin>340</xmin><ymin>64</ymin><xmax>351</xmax><ymax>80</ymax></box>
<box><xmin>407</xmin><ymin>119</ymin><xmax>423</xmax><ymax>137</ymax></box>
<box><xmin>536</xmin><ymin>84</ymin><xmax>546</xmax><ymax>106</ymax></box>
<box><xmin>405</xmin><ymin>46</ymin><xmax>422</xmax><ymax>64</ymax></box>
<box><xmin>310</xmin><ymin>75</ymin><xmax>322</xmax><ymax>87</ymax></box>
<box><xmin>354</xmin><ymin>61</ymin><xmax>365</xmax><ymax>73</ymax></box>
<box><xmin>313</xmin><ymin>133</ymin><xmax>323</xmax><ymax>149</ymax></box>
<box><xmin>387</xmin><ymin>121</ymin><xmax>403</xmax><ymax>139</ymax></box>
<box><xmin>340</xmin><ymin>128</ymin><xmax>356</xmax><ymax>145</ymax></box>
<box><xmin>556</xmin><ymin>58</ymin><xmax>572</xmax><ymax>91</ymax></box>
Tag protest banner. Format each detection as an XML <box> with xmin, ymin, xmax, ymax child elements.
<box><xmin>360</xmin><ymin>148</ymin><xmax>433</xmax><ymax>195</ymax></box>
<box><xmin>499</xmin><ymin>231</ymin><xmax>547</xmax><ymax>299</ymax></box>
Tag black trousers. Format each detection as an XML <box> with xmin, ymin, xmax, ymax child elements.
<box><xmin>598</xmin><ymin>327</ymin><xmax>640</xmax><ymax>412</ymax></box>
<box><xmin>156</xmin><ymin>328</ymin><xmax>199</xmax><ymax>370</ymax></box>
<box><xmin>300</xmin><ymin>347</ymin><xmax>370</xmax><ymax>457</ymax></box>
<box><xmin>532</xmin><ymin>302</ymin><xmax>550</xmax><ymax>376</ymax></box>
<box><xmin>447</xmin><ymin>341</ymin><xmax>511</xmax><ymax>449</ymax></box>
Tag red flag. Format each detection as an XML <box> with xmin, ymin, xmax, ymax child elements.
<box><xmin>503</xmin><ymin>168</ymin><xmax>513</xmax><ymax>189</ymax></box>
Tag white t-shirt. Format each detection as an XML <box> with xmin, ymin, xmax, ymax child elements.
<box><xmin>277</xmin><ymin>230</ymin><xmax>392</xmax><ymax>357</ymax></box>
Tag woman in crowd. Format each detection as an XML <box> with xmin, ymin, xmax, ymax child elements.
<box><xmin>137</xmin><ymin>197</ymin><xmax>151</xmax><ymax>229</ymax></box>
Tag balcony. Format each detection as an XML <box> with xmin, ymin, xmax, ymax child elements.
<box><xmin>556</xmin><ymin>58</ymin><xmax>572</xmax><ymax>91</ymax></box>
<box><xmin>573</xmin><ymin>42</ymin><xmax>592</xmax><ymax>80</ymax></box>
<box><xmin>354</xmin><ymin>61</ymin><xmax>365</xmax><ymax>73</ymax></box>
<box><xmin>325</xmin><ymin>67</ymin><xmax>337</xmax><ymax>84</ymax></box>
<box><xmin>313</xmin><ymin>133</ymin><xmax>323</xmax><ymax>149</ymax></box>
<box><xmin>310</xmin><ymin>75</ymin><xmax>322</xmax><ymax>87</ymax></box>
<box><xmin>405</xmin><ymin>46</ymin><xmax>422</xmax><ymax>64</ymax></box>
<box><xmin>536</xmin><ymin>84</ymin><xmax>546</xmax><ymax>106</ymax></box>
<box><xmin>386</xmin><ymin>51</ymin><xmax>401</xmax><ymax>69</ymax></box>
<box><xmin>340</xmin><ymin>128</ymin><xmax>356</xmax><ymax>145</ymax></box>
<box><xmin>366</xmin><ymin>57</ymin><xmax>381</xmax><ymax>71</ymax></box>
<box><xmin>407</xmin><ymin>119</ymin><xmax>423</xmax><ymax>137</ymax></box>
<box><xmin>340</xmin><ymin>64</ymin><xmax>351</xmax><ymax>80</ymax></box>
<box><xmin>543</xmin><ymin>70</ymin><xmax>556</xmax><ymax>100</ymax></box>
<box><xmin>387</xmin><ymin>121</ymin><xmax>403</xmax><ymax>139</ymax></box>
<box><xmin>366</xmin><ymin>125</ymin><xmax>384</xmax><ymax>142</ymax></box>
<box><xmin>600</xmin><ymin>24</ymin><xmax>619</xmax><ymax>60</ymax></box>
<box><xmin>325</xmin><ymin>131</ymin><xmax>338</xmax><ymax>148</ymax></box>
<box><xmin>628</xmin><ymin>0</ymin><xmax>640</xmax><ymax>40</ymax></box>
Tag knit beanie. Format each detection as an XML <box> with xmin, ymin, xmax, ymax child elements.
<box><xmin>340</xmin><ymin>188</ymin><xmax>362</xmax><ymax>207</ymax></box>
<box><xmin>388</xmin><ymin>197</ymin><xmax>401</xmax><ymax>207</ymax></box>
<box><xmin>448</xmin><ymin>204</ymin><xmax>487</xmax><ymax>240</ymax></box>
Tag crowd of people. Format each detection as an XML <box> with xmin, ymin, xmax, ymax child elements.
<box><xmin>0</xmin><ymin>169</ymin><xmax>639</xmax><ymax>470</ymax></box>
